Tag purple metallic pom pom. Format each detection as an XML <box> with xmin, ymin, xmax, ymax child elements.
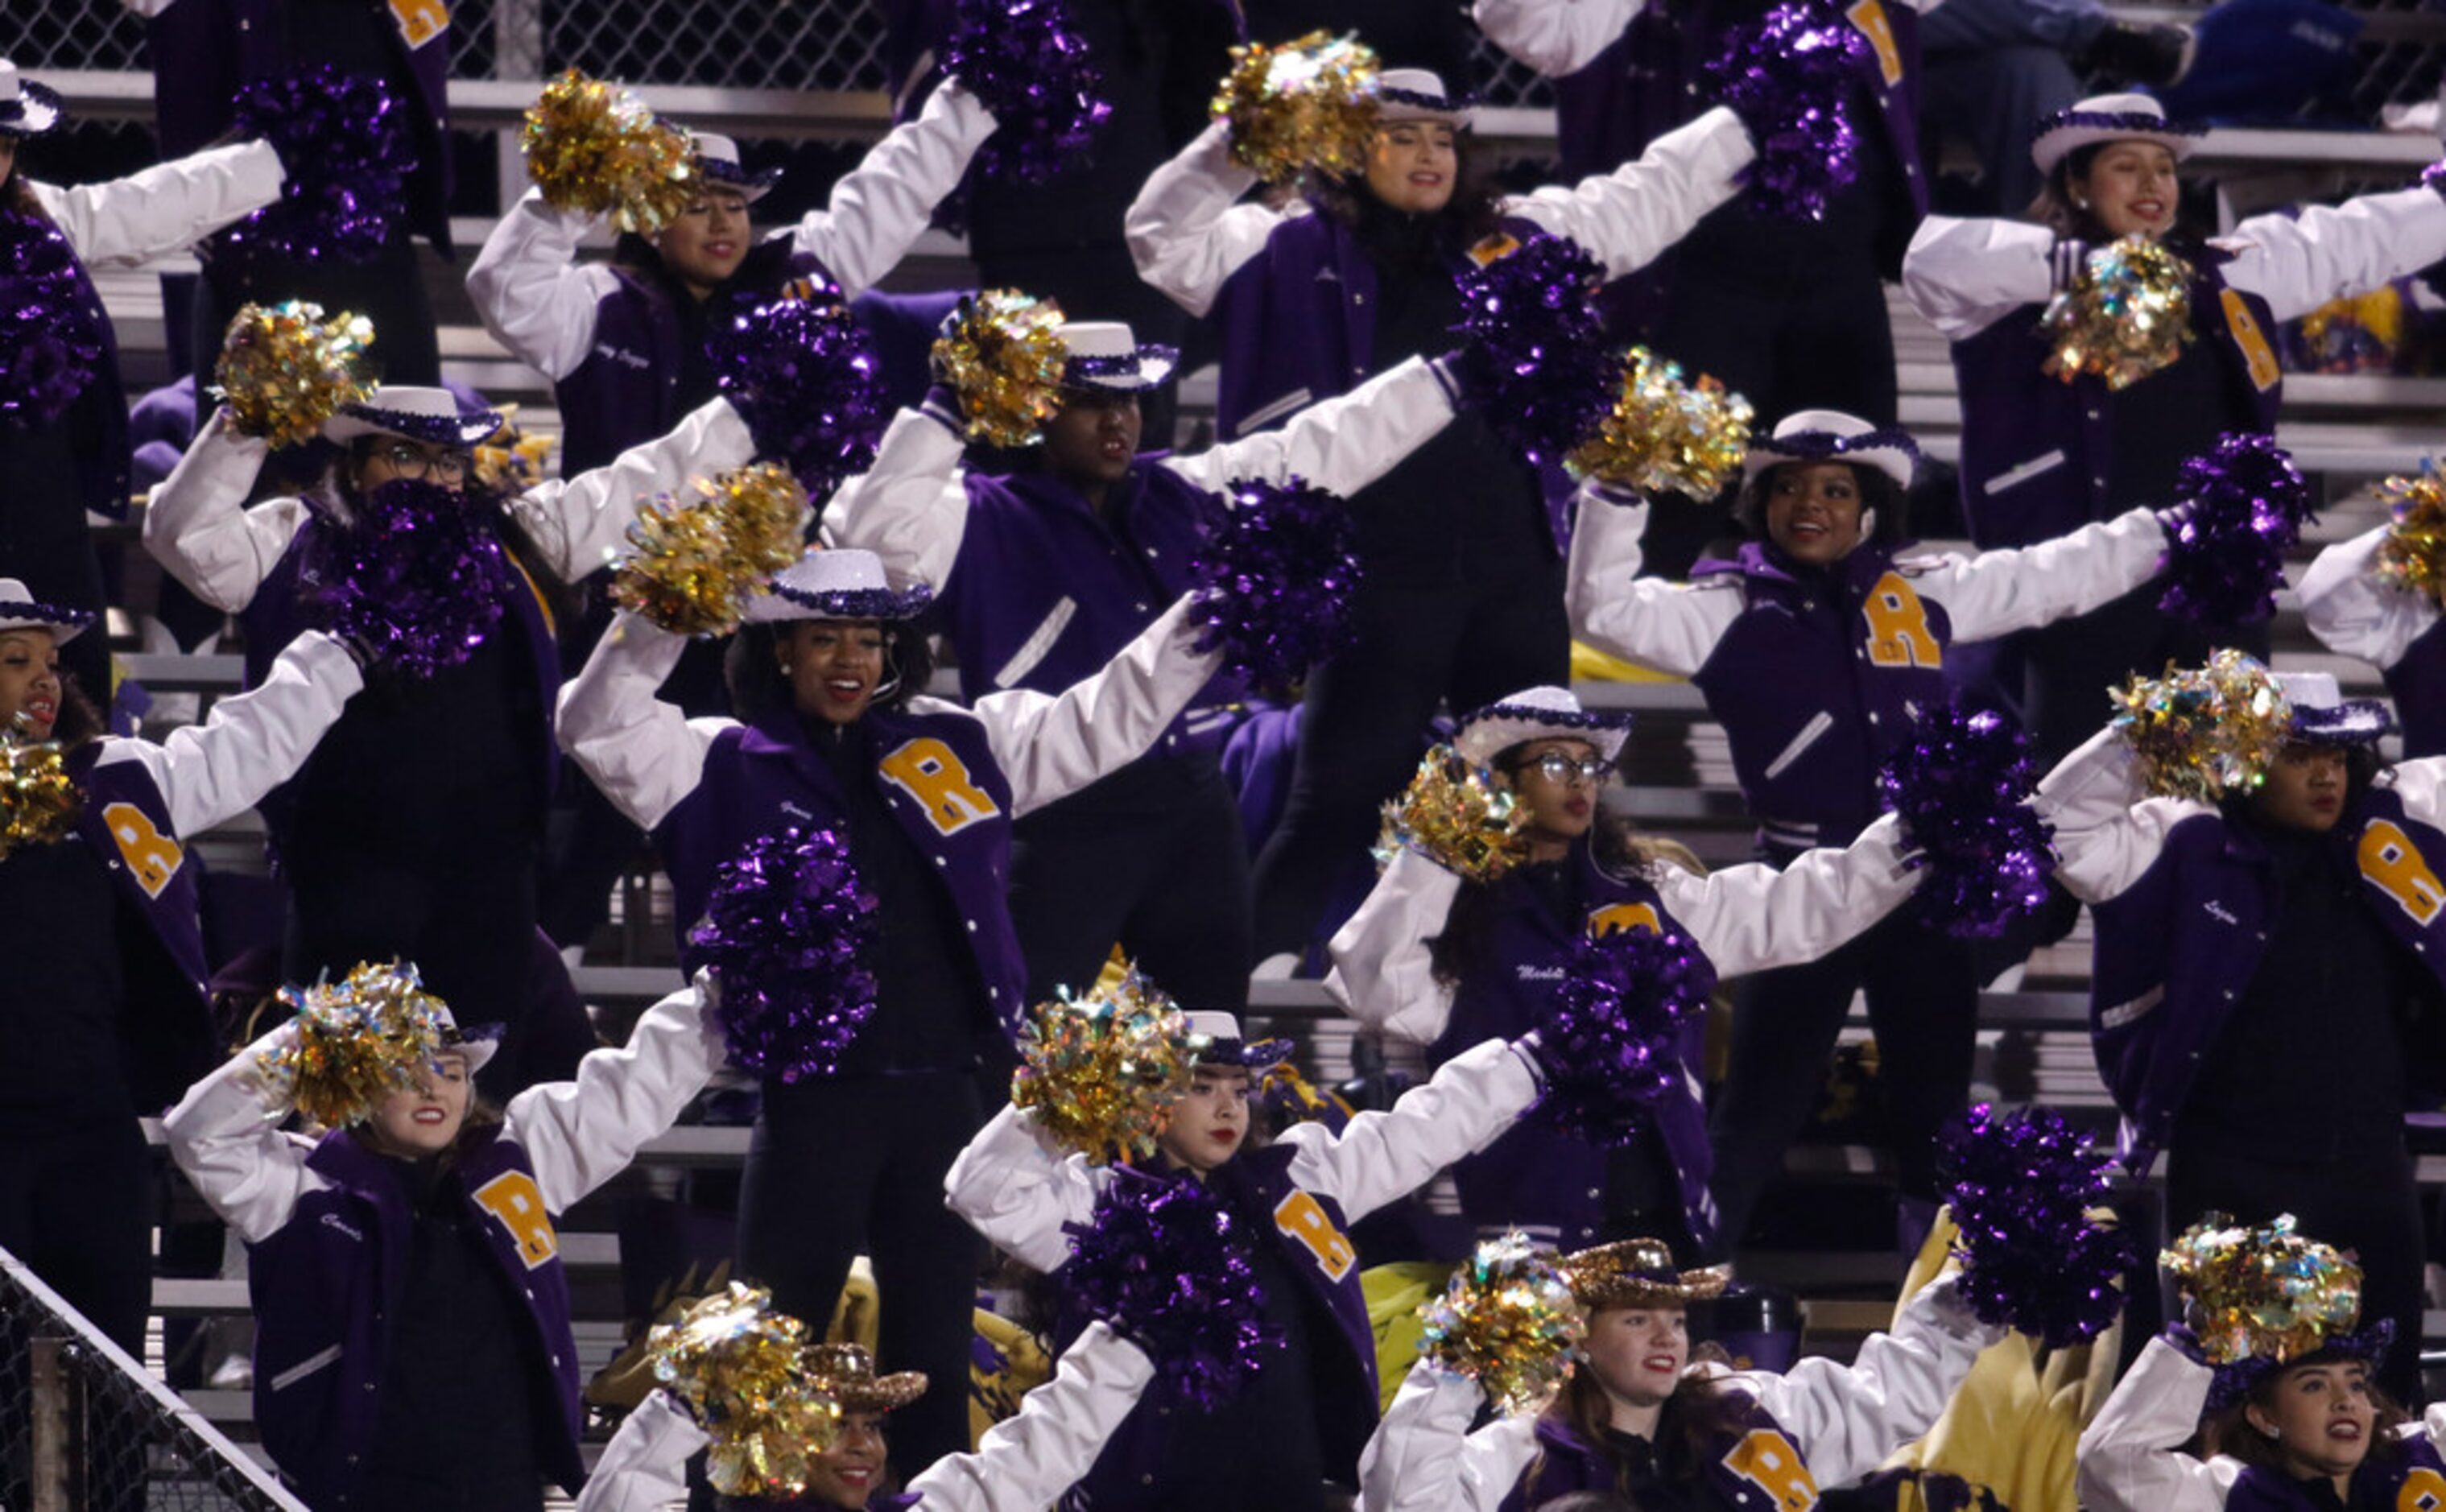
<box><xmin>1531</xmin><ymin>925</ymin><xmax>1717</xmax><ymax>1146</ymax></box>
<box><xmin>710</xmin><ymin>290</ymin><xmax>886</xmax><ymax>498</ymax></box>
<box><xmin>2157</xmin><ymin>432</ymin><xmax>2313</xmax><ymax>623</ymax></box>
<box><xmin>688</xmin><ymin>824</ymin><xmax>881</xmax><ymax>1083</ymax></box>
<box><xmin>944</xmin><ymin>0</ymin><xmax>1113</xmax><ymax>183</ymax></box>
<box><xmin>1704</xmin><ymin>0</ymin><xmax>1874</xmax><ymax>221</ymax></box>
<box><xmin>0</xmin><ymin>211</ymin><xmax>105</xmax><ymax>428</ymax></box>
<box><xmin>1188</xmin><ymin>475</ymin><xmax>1362</xmax><ymax>695</ymax></box>
<box><xmin>302</xmin><ymin>479</ymin><xmax>513</xmax><ymax>679</ymax></box>
<box><xmin>1940</xmin><ymin>1105</ymin><xmax>2136</xmax><ymax>1348</ymax></box>
<box><xmin>227</xmin><ymin>67</ymin><xmax>415</xmax><ymax>263</ymax></box>
<box><xmin>1877</xmin><ymin>699</ymin><xmax>2056</xmax><ymax>940</ymax></box>
<box><xmin>1061</xmin><ymin>1167</ymin><xmax>1285</xmax><ymax>1408</ymax></box>
<box><xmin>1453</xmin><ymin>233</ymin><xmax>1616</xmax><ymax>466</ymax></box>
<box><xmin>2424</xmin><ymin>160</ymin><xmax>2446</xmax><ymax>198</ymax></box>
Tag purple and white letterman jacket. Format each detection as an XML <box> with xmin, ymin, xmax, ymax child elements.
<box><xmin>163</xmin><ymin>983</ymin><xmax>727</xmax><ymax>1506</ymax></box>
<box><xmin>1357</xmin><ymin>1274</ymin><xmax>2001</xmax><ymax>1512</ymax></box>
<box><xmin>1903</xmin><ymin>192</ymin><xmax>2446</xmax><ymax>550</ymax></box>
<box><xmin>2297</xmin><ymin>524</ymin><xmax>2446</xmax><ymax>759</ymax></box>
<box><xmin>1122</xmin><ymin>107</ymin><xmax>1754</xmax><ymax>441</ymax></box>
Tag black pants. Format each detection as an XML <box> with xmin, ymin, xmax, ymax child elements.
<box><xmin>736</xmin><ymin>1072</ymin><xmax>985</xmax><ymax>1476</ymax></box>
<box><xmin>2022</xmin><ymin>582</ymin><xmax>2272</xmax><ymax>766</ymax></box>
<box><xmin>1250</xmin><ymin>563</ymin><xmax>1572</xmax><ymax>960</ymax></box>
<box><xmin>0</xmin><ymin>1115</ymin><xmax>151</xmax><ymax>1357</ymax></box>
<box><xmin>195</xmin><ymin>233</ymin><xmax>441</xmax><ymax>389</ymax></box>
<box><xmin>1708</xmin><ymin>906</ymin><xmax>1978</xmax><ymax>1256</ymax></box>
<box><xmin>1009</xmin><ymin>764</ymin><xmax>1254</xmax><ymax>1010</ymax></box>
<box><xmin>2167</xmin><ymin>1140</ymin><xmax>2425</xmax><ymax>1405</ymax></box>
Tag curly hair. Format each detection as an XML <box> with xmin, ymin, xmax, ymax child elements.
<box><xmin>1732</xmin><ymin>459</ymin><xmax>1911</xmax><ymax>550</ymax></box>
<box><xmin>721</xmin><ymin>619</ymin><xmax>938</xmax><ymax>725</ymax></box>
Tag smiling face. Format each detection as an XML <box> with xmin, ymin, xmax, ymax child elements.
<box><xmin>1762</xmin><ymin>461</ymin><xmax>1870</xmax><ymax>568</ymax></box>
<box><xmin>1502</xmin><ymin>737</ymin><xmax>1605</xmax><ymax>849</ymax></box>
<box><xmin>1582</xmin><ymin>1304</ymin><xmax>1690</xmax><ymax>1410</ymax></box>
<box><xmin>806</xmin><ymin>1409</ymin><xmax>888</xmax><ymax>1507</ymax></box>
<box><xmin>2071</xmin><ymin>140</ymin><xmax>2180</xmax><ymax>240</ymax></box>
<box><xmin>655</xmin><ymin>188</ymin><xmax>754</xmax><ymax>295</ymax></box>
<box><xmin>1362</xmin><ymin>120</ymin><xmax>1458</xmax><ymax>214</ymax></box>
<box><xmin>362</xmin><ymin>1052</ymin><xmax>472</xmax><ymax>1156</ymax></box>
<box><xmin>0</xmin><ymin>628</ymin><xmax>64</xmax><ymax>738</ymax></box>
<box><xmin>2247</xmin><ymin>1359</ymin><xmax>2378</xmax><ymax>1485</ymax></box>
<box><xmin>778</xmin><ymin>618</ymin><xmax>887</xmax><ymax>727</ymax></box>
<box><xmin>2254</xmin><ymin>742</ymin><xmax>2349</xmax><ymax>833</ymax></box>
<box><xmin>1156</xmin><ymin>1064</ymin><xmax>1253</xmax><ymax>1176</ymax></box>
<box><xmin>1042</xmin><ymin>389</ymin><xmax>1142</xmax><ymax>492</ymax></box>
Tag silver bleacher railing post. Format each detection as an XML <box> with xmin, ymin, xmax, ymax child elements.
<box><xmin>29</xmin><ymin>1336</ymin><xmax>69</xmax><ymax>1512</ymax></box>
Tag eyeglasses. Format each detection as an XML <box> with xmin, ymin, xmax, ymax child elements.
<box><xmin>1516</xmin><ymin>751</ymin><xmax>1613</xmax><ymax>785</ymax></box>
<box><xmin>377</xmin><ymin>443</ymin><xmax>473</xmax><ymax>484</ymax></box>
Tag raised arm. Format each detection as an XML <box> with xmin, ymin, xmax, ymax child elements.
<box><xmin>905</xmin><ymin>1323</ymin><xmax>1155</xmax><ymax>1512</ymax></box>
<box><xmin>2034</xmin><ymin>728</ymin><xmax>2197</xmax><ymax>904</ymax></box>
<box><xmin>572</xmin><ymin>1392</ymin><xmax>707</xmax><ymax>1512</ymax></box>
<box><xmin>2375</xmin><ymin>754</ymin><xmax>2446</xmax><ymax>829</ymax></box>
<box><xmin>555</xmin><ymin>611</ymin><xmax>722</xmax><ymax>831</ymax></box>
<box><xmin>504</xmin><ymin>396</ymin><xmax>758</xmax><ymax>580</ymax></box>
<box><xmin>1902</xmin><ymin>216</ymin><xmax>2073</xmax><ymax>341</ymax></box>
<box><xmin>1733</xmin><ymin>1274</ymin><xmax>2004</xmax><ymax>1486</ymax></box>
<box><xmin>1502</xmin><ymin>106</ymin><xmax>1756</xmax><ymax>282</ymax></box>
<box><xmin>2074</xmin><ymin>1335</ymin><xmax>2235</xmax><ymax>1512</ymax></box>
<box><xmin>1278</xmin><ymin>1035</ymin><xmax>1543</xmax><ymax>1224</ymax></box>
<box><xmin>160</xmin><ymin>1020</ymin><xmax>325</xmax><ymax>1244</ymax></box>
<box><xmin>32</xmin><ymin>140</ymin><xmax>285</xmax><ymax>267</ymax></box>
<box><xmin>1122</xmin><ymin>119</ymin><xmax>1287</xmax><ymax>319</ymax></box>
<box><xmin>1159</xmin><ymin>353</ymin><xmax>1461</xmax><ymax>499</ymax></box>
<box><xmin>2221</xmin><ymin>185</ymin><xmax>2446</xmax><ymax>324</ymax></box>
<box><xmin>1325</xmin><ymin>849</ymin><xmax>1465</xmax><ymax>1047</ymax></box>
<box><xmin>787</xmin><ymin>80</ymin><xmax>995</xmax><ymax>298</ymax></box>
<box><xmin>1359</xmin><ymin>1361</ymin><xmax>1539</xmax><ymax>1512</ymax></box>
<box><xmin>1911</xmin><ymin>506</ymin><xmax>2169</xmax><ymax>641</ymax></box>
<box><xmin>818</xmin><ymin>397</ymin><xmax>971</xmax><ymax>589</ymax></box>
<box><xmin>105</xmin><ymin>630</ymin><xmax>364</xmax><ymax>837</ymax></box>
<box><xmin>969</xmin><ymin>597</ymin><xmax>1223</xmax><ymax>816</ymax></box>
<box><xmin>2298</xmin><ymin>523</ymin><xmax>2434</xmax><ymax>672</ymax></box>
<box><xmin>465</xmin><ymin>188</ymin><xmax>618</xmax><ymax>382</ymax></box>
<box><xmin>1653</xmin><ymin>814</ymin><xmax>1921</xmax><ymax>977</ymax></box>
<box><xmin>142</xmin><ymin>410</ymin><xmax>310</xmax><ymax>613</ymax></box>
<box><xmin>508</xmin><ymin>983</ymin><xmax>725</xmax><ymax>1211</ymax></box>
<box><xmin>1564</xmin><ymin>485</ymin><xmax>1744</xmax><ymax>676</ymax></box>
<box><xmin>1472</xmin><ymin>0</ymin><xmax>1647</xmax><ymax>76</ymax></box>
<box><xmin>941</xmin><ymin>1101</ymin><xmax>1109</xmax><ymax>1273</ymax></box>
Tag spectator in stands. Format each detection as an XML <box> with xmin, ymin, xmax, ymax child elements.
<box><xmin>164</xmin><ymin>978</ymin><xmax>724</xmax><ymax>1511</ymax></box>
<box><xmin>824</xmin><ymin>317</ymin><xmax>1465</xmax><ymax>1013</ymax></box>
<box><xmin>556</xmin><ymin>544</ymin><xmax>1226</xmax><ymax>1476</ymax></box>
<box><xmin>1903</xmin><ymin>93</ymin><xmax>2446</xmax><ymax>762</ymax></box>
<box><xmin>1324</xmin><ymin>685</ymin><xmax>1931</xmax><ymax>1262</ymax></box>
<box><xmin>579</xmin><ymin>1330</ymin><xmax>1150</xmax><ymax>1512</ymax></box>
<box><xmin>1357</xmin><ymin>1237</ymin><xmax>2001</xmax><ymax>1509</ymax></box>
<box><xmin>944</xmin><ymin>1004</ymin><xmax>1548</xmax><ymax>1512</ymax></box>
<box><xmin>121</xmin><ymin>0</ymin><xmax>453</xmax><ymax>386</ymax></box>
<box><xmin>2035</xmin><ymin>671</ymin><xmax>2446</xmax><ymax>1401</ymax></box>
<box><xmin>142</xmin><ymin>383</ymin><xmax>754</xmax><ymax>1097</ymax></box>
<box><xmin>1126</xmin><ymin>68</ymin><xmax>1758</xmax><ymax>966</ymax></box>
<box><xmin>0</xmin><ymin>584</ymin><xmax>362</xmax><ymax>1363</ymax></box>
<box><xmin>2295</xmin><ymin>525</ymin><xmax>2446</xmax><ymax>760</ymax></box>
<box><xmin>2078</xmin><ymin>1232</ymin><xmax>2419</xmax><ymax>1512</ymax></box>
<box><xmin>1564</xmin><ymin>411</ymin><xmax>2177</xmax><ymax>1258</ymax></box>
<box><xmin>0</xmin><ymin>56</ymin><xmax>288</xmax><ymax>701</ymax></box>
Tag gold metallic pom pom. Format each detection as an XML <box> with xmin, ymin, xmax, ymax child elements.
<box><xmin>2110</xmin><ymin>648</ymin><xmax>2292</xmax><ymax>802</ymax></box>
<box><xmin>473</xmin><ymin>406</ymin><xmax>556</xmax><ymax>494</ymax></box>
<box><xmin>613</xmin><ymin>462</ymin><xmax>810</xmax><ymax>637</ymax></box>
<box><xmin>933</xmin><ymin>290</ymin><xmax>1071</xmax><ymax>448</ymax></box>
<box><xmin>212</xmin><ymin>301</ymin><xmax>375</xmax><ymax>452</ymax></box>
<box><xmin>650</xmin><ymin>1283</ymin><xmax>841</xmax><ymax>1499</ymax></box>
<box><xmin>521</xmin><ymin>70</ymin><xmax>698</xmax><ymax>236</ymax></box>
<box><xmin>1212</xmin><ymin>31</ymin><xmax>1382</xmax><ymax>184</ymax></box>
<box><xmin>1419</xmin><ymin>1233</ymin><xmax>1585</xmax><ymax>1412</ymax></box>
<box><xmin>1012</xmin><ymin>965</ymin><xmax>1197</xmax><ymax>1163</ymax></box>
<box><xmin>2376</xmin><ymin>462</ymin><xmax>2446</xmax><ymax>601</ymax></box>
<box><xmin>0</xmin><ymin>731</ymin><xmax>81</xmax><ymax>862</ymax></box>
<box><xmin>1374</xmin><ymin>744</ymin><xmax>1528</xmax><ymax>883</ymax></box>
<box><xmin>255</xmin><ymin>960</ymin><xmax>449</xmax><ymax>1130</ymax></box>
<box><xmin>2164</xmin><ymin>1213</ymin><xmax>2364</xmax><ymax>1368</ymax></box>
<box><xmin>2040</xmin><ymin>234</ymin><xmax>2195</xmax><ymax>390</ymax></box>
<box><xmin>1566</xmin><ymin>347</ymin><xmax>1755</xmax><ymax>498</ymax></box>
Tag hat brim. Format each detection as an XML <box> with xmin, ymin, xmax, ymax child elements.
<box><xmin>697</xmin><ymin>162</ymin><xmax>782</xmax><ymax>203</ymax></box>
<box><xmin>436</xmin><ymin>1024</ymin><xmax>502</xmax><ymax>1078</ymax></box>
<box><xmin>1742</xmin><ymin>440</ymin><xmax>1919</xmax><ymax>491</ymax></box>
<box><xmin>2289</xmin><ymin>700</ymin><xmax>2394</xmax><ymax>746</ymax></box>
<box><xmin>0</xmin><ymin>600</ymin><xmax>92</xmax><ymax>647</ymax></box>
<box><xmin>324</xmin><ymin>405</ymin><xmax>507</xmax><ymax>448</ymax></box>
<box><xmin>1062</xmin><ymin>346</ymin><xmax>1180</xmax><ymax>394</ymax></box>
<box><xmin>2031</xmin><ymin>115</ymin><xmax>2200</xmax><ymax>176</ymax></box>
<box><xmin>1569</xmin><ymin>1262</ymin><xmax>1734</xmax><ymax>1311</ymax></box>
<box><xmin>1452</xmin><ymin>704</ymin><xmax>1633</xmax><ymax>769</ymax></box>
<box><xmin>2205</xmin><ymin>1319</ymin><xmax>2394</xmax><ymax>1412</ymax></box>
<box><xmin>1192</xmin><ymin>1035</ymin><xmax>1295</xmax><ymax>1070</ymax></box>
<box><xmin>820</xmin><ymin>1371</ymin><xmax>930</xmax><ymax>1414</ymax></box>
<box><xmin>1375</xmin><ymin>86</ymin><xmax>1476</xmax><ymax>129</ymax></box>
<box><xmin>0</xmin><ymin>81</ymin><xmax>67</xmax><ymax>139</ymax></box>
<box><xmin>745</xmin><ymin>582</ymin><xmax>936</xmax><ymax>624</ymax></box>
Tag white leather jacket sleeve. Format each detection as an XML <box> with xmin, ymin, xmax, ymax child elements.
<box><xmin>2074</xmin><ymin>1336</ymin><xmax>2237</xmax><ymax>1512</ymax></box>
<box><xmin>1360</xmin><ymin>1359</ymin><xmax>1539</xmax><ymax>1512</ymax></box>
<box><xmin>787</xmin><ymin>80</ymin><xmax>995</xmax><ymax>299</ymax></box>
<box><xmin>1472</xmin><ymin>0</ymin><xmax>1647</xmax><ymax>76</ymax></box>
<box><xmin>1564</xmin><ymin>483</ymin><xmax>1744</xmax><ymax>676</ymax></box>
<box><xmin>142</xmin><ymin>410</ymin><xmax>310</xmax><ymax>614</ymax></box>
<box><xmin>554</xmin><ymin>611</ymin><xmax>726</xmax><ymax>832</ymax></box>
<box><xmin>465</xmin><ymin>188</ymin><xmax>618</xmax><ymax>382</ymax></box>
<box><xmin>942</xmin><ymin>1101</ymin><xmax>1111</xmax><ymax>1273</ymax></box>
<box><xmin>2298</xmin><ymin>523</ymin><xmax>2436</xmax><ymax>672</ymax></box>
<box><xmin>1122</xmin><ymin>118</ymin><xmax>1283</xmax><ymax>319</ymax></box>
<box><xmin>160</xmin><ymin>1020</ymin><xmax>331</xmax><ymax>1245</ymax></box>
<box><xmin>1160</xmin><ymin>354</ymin><xmax>1458</xmax><ymax>500</ymax></box>
<box><xmin>1325</xmin><ymin>848</ymin><xmax>1466</xmax><ymax>1048</ymax></box>
<box><xmin>510</xmin><ymin>982</ymin><xmax>727</xmax><ymax>1212</ymax></box>
<box><xmin>1278</xmin><ymin>1035</ymin><xmax>1544</xmax><ymax>1225</ymax></box>
<box><xmin>1655</xmin><ymin>815</ymin><xmax>1923</xmax><ymax>977</ymax></box>
<box><xmin>102</xmin><ymin>630</ymin><xmax>365</xmax><ymax>837</ymax></box>
<box><xmin>1502</xmin><ymin>106</ymin><xmax>1756</xmax><ymax>282</ymax></box>
<box><xmin>1912</xmin><ymin>506</ymin><xmax>2169</xmax><ymax>641</ymax></box>
<box><xmin>34</xmin><ymin>139</ymin><xmax>285</xmax><ymax>267</ymax></box>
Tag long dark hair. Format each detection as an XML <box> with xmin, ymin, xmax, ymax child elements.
<box><xmin>721</xmin><ymin>618</ymin><xmax>937</xmax><ymax>725</ymax></box>
<box><xmin>1535</xmin><ymin>1344</ymin><xmax>1760</xmax><ymax>1499</ymax></box>
<box><xmin>2201</xmin><ymin>1353</ymin><xmax>2411</xmax><ymax>1475</ymax></box>
<box><xmin>1733</xmin><ymin>460</ymin><xmax>1910</xmax><ymax>550</ymax></box>
<box><xmin>1309</xmin><ymin>131</ymin><xmax>1508</xmax><ymax>265</ymax></box>
<box><xmin>2027</xmin><ymin>143</ymin><xmax>2203</xmax><ymax>250</ymax></box>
